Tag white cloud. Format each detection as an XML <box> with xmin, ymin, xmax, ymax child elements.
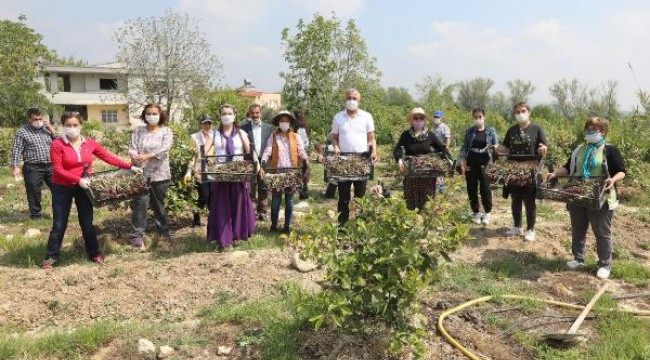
<box><xmin>398</xmin><ymin>12</ymin><xmax>650</xmax><ymax>109</ymax></box>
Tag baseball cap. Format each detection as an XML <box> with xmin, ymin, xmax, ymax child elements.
<box><xmin>198</xmin><ymin>114</ymin><xmax>213</xmax><ymax>123</ymax></box>
<box><xmin>433</xmin><ymin>110</ymin><xmax>444</xmax><ymax>118</ymax></box>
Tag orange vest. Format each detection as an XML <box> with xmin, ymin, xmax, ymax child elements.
<box><xmin>270</xmin><ymin>131</ymin><xmax>299</xmax><ymax>169</ymax></box>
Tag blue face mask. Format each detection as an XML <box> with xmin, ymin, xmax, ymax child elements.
<box><xmin>584</xmin><ymin>130</ymin><xmax>603</xmax><ymax>144</ymax></box>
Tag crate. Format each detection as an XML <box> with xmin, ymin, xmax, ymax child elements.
<box><xmin>485</xmin><ymin>155</ymin><xmax>543</xmax><ymax>187</ymax></box>
<box><xmin>85</xmin><ymin>169</ymin><xmax>149</xmax><ymax>207</ymax></box>
<box><xmin>263</xmin><ymin>167</ymin><xmax>303</xmax><ymax>192</ymax></box>
<box><xmin>322</xmin><ymin>152</ymin><xmax>373</xmax><ymax>182</ymax></box>
<box><xmin>536</xmin><ymin>174</ymin><xmax>608</xmax><ymax>210</ymax></box>
<box><xmin>405</xmin><ymin>154</ymin><xmax>453</xmax><ymax>178</ymax></box>
<box><xmin>201</xmin><ymin>153</ymin><xmax>259</xmax><ymax>183</ymax></box>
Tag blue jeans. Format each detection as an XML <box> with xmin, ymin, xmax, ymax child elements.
<box><xmin>271</xmin><ymin>191</ymin><xmax>294</xmax><ymax>229</ymax></box>
<box><xmin>46</xmin><ymin>184</ymin><xmax>98</xmax><ymax>260</ymax></box>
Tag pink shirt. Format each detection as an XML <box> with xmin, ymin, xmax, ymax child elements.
<box><xmin>261</xmin><ymin>132</ymin><xmax>307</xmax><ymax>168</ymax></box>
<box><xmin>50</xmin><ymin>136</ymin><xmax>131</xmax><ymax>186</ymax></box>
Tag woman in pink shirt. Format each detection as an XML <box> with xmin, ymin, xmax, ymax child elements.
<box><xmin>43</xmin><ymin>112</ymin><xmax>141</xmax><ymax>269</ymax></box>
<box><xmin>260</xmin><ymin>111</ymin><xmax>308</xmax><ymax>234</ymax></box>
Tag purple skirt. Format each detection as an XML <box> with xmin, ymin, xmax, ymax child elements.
<box><xmin>207</xmin><ymin>182</ymin><xmax>256</xmax><ymax>248</ymax></box>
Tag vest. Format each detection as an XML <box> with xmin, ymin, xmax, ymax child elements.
<box><xmin>571</xmin><ymin>145</ymin><xmax>618</xmax><ymax>209</ymax></box>
<box><xmin>270</xmin><ymin>131</ymin><xmax>299</xmax><ymax>169</ymax></box>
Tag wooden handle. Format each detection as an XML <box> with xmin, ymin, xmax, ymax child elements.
<box><xmin>567</xmin><ymin>283</ymin><xmax>609</xmax><ymax>334</ymax></box>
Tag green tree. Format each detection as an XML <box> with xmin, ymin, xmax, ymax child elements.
<box><xmin>115</xmin><ymin>9</ymin><xmax>222</xmax><ymax>121</ymax></box>
<box><xmin>0</xmin><ymin>18</ymin><xmax>54</xmax><ymax>127</ymax></box>
<box><xmin>415</xmin><ymin>75</ymin><xmax>455</xmax><ymax>110</ymax></box>
<box><xmin>280</xmin><ymin>13</ymin><xmax>381</xmax><ymax>136</ymax></box>
<box><xmin>455</xmin><ymin>77</ymin><xmax>494</xmax><ymax>111</ymax></box>
<box><xmin>384</xmin><ymin>87</ymin><xmax>415</xmax><ymax>108</ymax></box>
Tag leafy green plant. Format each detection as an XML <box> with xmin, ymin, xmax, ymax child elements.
<box><xmin>292</xmin><ymin>193</ymin><xmax>470</xmax><ymax>358</ymax></box>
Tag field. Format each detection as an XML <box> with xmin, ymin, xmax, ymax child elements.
<box><xmin>0</xmin><ymin>157</ymin><xmax>649</xmax><ymax>360</ymax></box>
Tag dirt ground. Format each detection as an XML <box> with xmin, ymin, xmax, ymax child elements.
<box><xmin>0</xmin><ymin>190</ymin><xmax>649</xmax><ymax>359</ymax></box>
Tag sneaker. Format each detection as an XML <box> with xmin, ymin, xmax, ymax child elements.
<box><xmin>91</xmin><ymin>254</ymin><xmax>104</xmax><ymax>264</ymax></box>
<box><xmin>472</xmin><ymin>213</ymin><xmax>482</xmax><ymax>224</ymax></box>
<box><xmin>596</xmin><ymin>267</ymin><xmax>611</xmax><ymax>280</ymax></box>
<box><xmin>42</xmin><ymin>258</ymin><xmax>56</xmax><ymax>270</ymax></box>
<box><xmin>481</xmin><ymin>213</ymin><xmax>491</xmax><ymax>225</ymax></box>
<box><xmin>566</xmin><ymin>260</ymin><xmax>585</xmax><ymax>270</ymax></box>
<box><xmin>524</xmin><ymin>229</ymin><xmax>536</xmax><ymax>241</ymax></box>
<box><xmin>505</xmin><ymin>227</ymin><xmax>523</xmax><ymax>237</ymax></box>
<box><xmin>130</xmin><ymin>236</ymin><xmax>145</xmax><ymax>249</ymax></box>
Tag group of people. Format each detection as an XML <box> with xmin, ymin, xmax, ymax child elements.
<box><xmin>11</xmin><ymin>90</ymin><xmax>626</xmax><ymax>280</ymax></box>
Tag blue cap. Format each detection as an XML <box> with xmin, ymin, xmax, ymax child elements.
<box><xmin>433</xmin><ymin>111</ymin><xmax>444</xmax><ymax>118</ymax></box>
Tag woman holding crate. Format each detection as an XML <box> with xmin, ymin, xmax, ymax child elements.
<box><xmin>546</xmin><ymin>117</ymin><xmax>625</xmax><ymax>280</ymax></box>
<box><xmin>496</xmin><ymin>102</ymin><xmax>548</xmax><ymax>241</ymax></box>
<box><xmin>43</xmin><ymin>112</ymin><xmax>141</xmax><ymax>269</ymax></box>
<box><xmin>259</xmin><ymin>110</ymin><xmax>309</xmax><ymax>234</ymax></box>
<box><xmin>393</xmin><ymin>107</ymin><xmax>450</xmax><ymax>211</ymax></box>
<box><xmin>129</xmin><ymin>103</ymin><xmax>174</xmax><ymax>249</ymax></box>
<box><xmin>456</xmin><ymin>107</ymin><xmax>499</xmax><ymax>225</ymax></box>
<box><xmin>206</xmin><ymin>104</ymin><xmax>256</xmax><ymax>249</ymax></box>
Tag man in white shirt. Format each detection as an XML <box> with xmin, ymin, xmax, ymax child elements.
<box><xmin>241</xmin><ymin>104</ymin><xmax>273</xmax><ymax>219</ymax></box>
<box><xmin>331</xmin><ymin>88</ymin><xmax>377</xmax><ymax>225</ymax></box>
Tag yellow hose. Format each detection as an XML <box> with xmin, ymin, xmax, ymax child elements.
<box><xmin>437</xmin><ymin>294</ymin><xmax>650</xmax><ymax>360</ymax></box>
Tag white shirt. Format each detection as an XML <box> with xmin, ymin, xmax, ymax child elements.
<box><xmin>213</xmin><ymin>129</ymin><xmax>249</xmax><ymax>162</ymax></box>
<box><xmin>250</xmin><ymin>119</ymin><xmax>263</xmax><ymax>156</ymax></box>
<box><xmin>331</xmin><ymin>109</ymin><xmax>375</xmax><ymax>153</ymax></box>
<box><xmin>432</xmin><ymin>123</ymin><xmax>451</xmax><ymax>144</ymax></box>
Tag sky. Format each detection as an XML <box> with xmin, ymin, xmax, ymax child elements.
<box><xmin>2</xmin><ymin>0</ymin><xmax>650</xmax><ymax>109</ymax></box>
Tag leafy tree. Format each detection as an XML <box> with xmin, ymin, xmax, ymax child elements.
<box><xmin>549</xmin><ymin>78</ymin><xmax>619</xmax><ymax>120</ymax></box>
<box><xmin>455</xmin><ymin>77</ymin><xmax>494</xmax><ymax>111</ymax></box>
<box><xmin>415</xmin><ymin>75</ymin><xmax>455</xmax><ymax>110</ymax></box>
<box><xmin>280</xmin><ymin>13</ymin><xmax>381</xmax><ymax>136</ymax></box>
<box><xmin>506</xmin><ymin>79</ymin><xmax>536</xmax><ymax>107</ymax></box>
<box><xmin>52</xmin><ymin>53</ymin><xmax>88</xmax><ymax>67</ymax></box>
<box><xmin>115</xmin><ymin>9</ymin><xmax>222</xmax><ymax>121</ymax></box>
<box><xmin>384</xmin><ymin>87</ymin><xmax>415</xmax><ymax>108</ymax></box>
<box><xmin>0</xmin><ymin>18</ymin><xmax>54</xmax><ymax>127</ymax></box>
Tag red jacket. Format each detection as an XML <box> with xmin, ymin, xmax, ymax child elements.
<box><xmin>50</xmin><ymin>136</ymin><xmax>131</xmax><ymax>186</ymax></box>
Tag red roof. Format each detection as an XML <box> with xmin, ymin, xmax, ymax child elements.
<box><xmin>238</xmin><ymin>90</ymin><xmax>263</xmax><ymax>97</ymax></box>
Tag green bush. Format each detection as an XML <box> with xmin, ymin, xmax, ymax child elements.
<box><xmin>293</xmin><ymin>192</ymin><xmax>470</xmax><ymax>358</ymax></box>
<box><xmin>0</xmin><ymin>128</ymin><xmax>15</xmax><ymax>166</ymax></box>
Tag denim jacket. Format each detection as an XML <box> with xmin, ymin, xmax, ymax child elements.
<box><xmin>457</xmin><ymin>125</ymin><xmax>498</xmax><ymax>163</ymax></box>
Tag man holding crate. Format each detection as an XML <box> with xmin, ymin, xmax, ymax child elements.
<box><xmin>330</xmin><ymin>88</ymin><xmax>378</xmax><ymax>226</ymax></box>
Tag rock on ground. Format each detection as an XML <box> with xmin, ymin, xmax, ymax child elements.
<box><xmin>24</xmin><ymin>228</ymin><xmax>41</xmax><ymax>238</ymax></box>
<box><xmin>158</xmin><ymin>345</ymin><xmax>174</xmax><ymax>359</ymax></box>
<box><xmin>291</xmin><ymin>252</ymin><xmax>318</xmax><ymax>273</ymax></box>
<box><xmin>138</xmin><ymin>338</ymin><xmax>156</xmax><ymax>355</ymax></box>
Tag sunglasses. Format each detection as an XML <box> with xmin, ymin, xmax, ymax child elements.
<box><xmin>412</xmin><ymin>116</ymin><xmax>426</xmax><ymax>120</ymax></box>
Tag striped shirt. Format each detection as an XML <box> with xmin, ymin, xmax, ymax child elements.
<box><xmin>11</xmin><ymin>124</ymin><xmax>55</xmax><ymax>167</ymax></box>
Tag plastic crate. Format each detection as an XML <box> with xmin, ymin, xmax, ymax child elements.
<box><xmin>322</xmin><ymin>152</ymin><xmax>374</xmax><ymax>182</ymax></box>
<box><xmin>201</xmin><ymin>153</ymin><xmax>259</xmax><ymax>183</ymax></box>
<box><xmin>405</xmin><ymin>154</ymin><xmax>454</xmax><ymax>178</ymax></box>
<box><xmin>85</xmin><ymin>169</ymin><xmax>149</xmax><ymax>207</ymax></box>
<box><xmin>262</xmin><ymin>167</ymin><xmax>303</xmax><ymax>192</ymax></box>
<box><xmin>536</xmin><ymin>174</ymin><xmax>608</xmax><ymax>210</ymax></box>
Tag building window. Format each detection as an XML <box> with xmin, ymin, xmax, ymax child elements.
<box><xmin>101</xmin><ymin>110</ymin><xmax>118</xmax><ymax>123</ymax></box>
<box><xmin>268</xmin><ymin>100</ymin><xmax>278</xmax><ymax>109</ymax></box>
<box><xmin>99</xmin><ymin>78</ymin><xmax>118</xmax><ymax>90</ymax></box>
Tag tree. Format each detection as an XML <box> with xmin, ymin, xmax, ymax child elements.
<box><xmin>415</xmin><ymin>75</ymin><xmax>455</xmax><ymax>110</ymax></box>
<box><xmin>384</xmin><ymin>87</ymin><xmax>415</xmax><ymax>108</ymax></box>
<box><xmin>0</xmin><ymin>18</ymin><xmax>54</xmax><ymax>127</ymax></box>
<box><xmin>455</xmin><ymin>77</ymin><xmax>494</xmax><ymax>111</ymax></box>
<box><xmin>52</xmin><ymin>53</ymin><xmax>88</xmax><ymax>67</ymax></box>
<box><xmin>549</xmin><ymin>78</ymin><xmax>618</xmax><ymax>120</ymax></box>
<box><xmin>280</xmin><ymin>13</ymin><xmax>381</xmax><ymax>135</ymax></box>
<box><xmin>115</xmin><ymin>9</ymin><xmax>222</xmax><ymax>121</ymax></box>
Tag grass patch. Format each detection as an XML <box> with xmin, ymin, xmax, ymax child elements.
<box><xmin>611</xmin><ymin>261</ymin><xmax>650</xmax><ymax>286</ymax></box>
<box><xmin>434</xmin><ymin>263</ymin><xmax>530</xmax><ymax>297</ymax></box>
<box><xmin>0</xmin><ymin>321</ymin><xmax>124</xmax><ymax>359</ymax></box>
<box><xmin>537</xmin><ymin>202</ymin><xmax>564</xmax><ymax>221</ymax></box>
<box><xmin>197</xmin><ymin>283</ymin><xmax>304</xmax><ymax>360</ymax></box>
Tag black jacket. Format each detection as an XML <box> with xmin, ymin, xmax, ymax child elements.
<box><xmin>240</xmin><ymin>119</ymin><xmax>273</xmax><ymax>159</ymax></box>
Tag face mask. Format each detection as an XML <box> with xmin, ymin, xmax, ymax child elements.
<box><xmin>515</xmin><ymin>112</ymin><xmax>530</xmax><ymax>122</ymax></box>
<box><xmin>584</xmin><ymin>131</ymin><xmax>603</xmax><ymax>144</ymax></box>
<box><xmin>346</xmin><ymin>100</ymin><xmax>359</xmax><ymax>111</ymax></box>
<box><xmin>279</xmin><ymin>122</ymin><xmax>291</xmax><ymax>132</ymax></box>
<box><xmin>474</xmin><ymin>117</ymin><xmax>484</xmax><ymax>126</ymax></box>
<box><xmin>64</xmin><ymin>127</ymin><xmax>81</xmax><ymax>138</ymax></box>
<box><xmin>145</xmin><ymin>115</ymin><xmax>160</xmax><ymax>125</ymax></box>
<box><xmin>433</xmin><ymin>119</ymin><xmax>442</xmax><ymax>125</ymax></box>
<box><xmin>411</xmin><ymin>120</ymin><xmax>425</xmax><ymax>131</ymax></box>
<box><xmin>221</xmin><ymin>115</ymin><xmax>235</xmax><ymax>125</ymax></box>
<box><xmin>31</xmin><ymin>120</ymin><xmax>44</xmax><ymax>129</ymax></box>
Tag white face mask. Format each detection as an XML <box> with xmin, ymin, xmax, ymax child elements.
<box><xmin>433</xmin><ymin>118</ymin><xmax>442</xmax><ymax>125</ymax></box>
<box><xmin>31</xmin><ymin>120</ymin><xmax>44</xmax><ymax>129</ymax></box>
<box><xmin>65</xmin><ymin>126</ymin><xmax>81</xmax><ymax>138</ymax></box>
<box><xmin>474</xmin><ymin>117</ymin><xmax>485</xmax><ymax>126</ymax></box>
<box><xmin>145</xmin><ymin>115</ymin><xmax>160</xmax><ymax>125</ymax></box>
<box><xmin>585</xmin><ymin>131</ymin><xmax>604</xmax><ymax>144</ymax></box>
<box><xmin>346</xmin><ymin>99</ymin><xmax>359</xmax><ymax>111</ymax></box>
<box><xmin>515</xmin><ymin>112</ymin><xmax>530</xmax><ymax>122</ymax></box>
<box><xmin>279</xmin><ymin>122</ymin><xmax>291</xmax><ymax>132</ymax></box>
<box><xmin>411</xmin><ymin>120</ymin><xmax>425</xmax><ymax>131</ymax></box>
<box><xmin>221</xmin><ymin>115</ymin><xmax>235</xmax><ymax>125</ymax></box>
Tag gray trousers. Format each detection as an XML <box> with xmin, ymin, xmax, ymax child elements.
<box><xmin>131</xmin><ymin>180</ymin><xmax>170</xmax><ymax>237</ymax></box>
<box><xmin>568</xmin><ymin>203</ymin><xmax>614</xmax><ymax>267</ymax></box>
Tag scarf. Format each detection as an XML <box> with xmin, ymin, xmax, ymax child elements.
<box><xmin>220</xmin><ymin>127</ymin><xmax>238</xmax><ymax>156</ymax></box>
<box><xmin>409</xmin><ymin>129</ymin><xmax>429</xmax><ymax>142</ymax></box>
<box><xmin>581</xmin><ymin>138</ymin><xmax>606</xmax><ymax>179</ymax></box>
